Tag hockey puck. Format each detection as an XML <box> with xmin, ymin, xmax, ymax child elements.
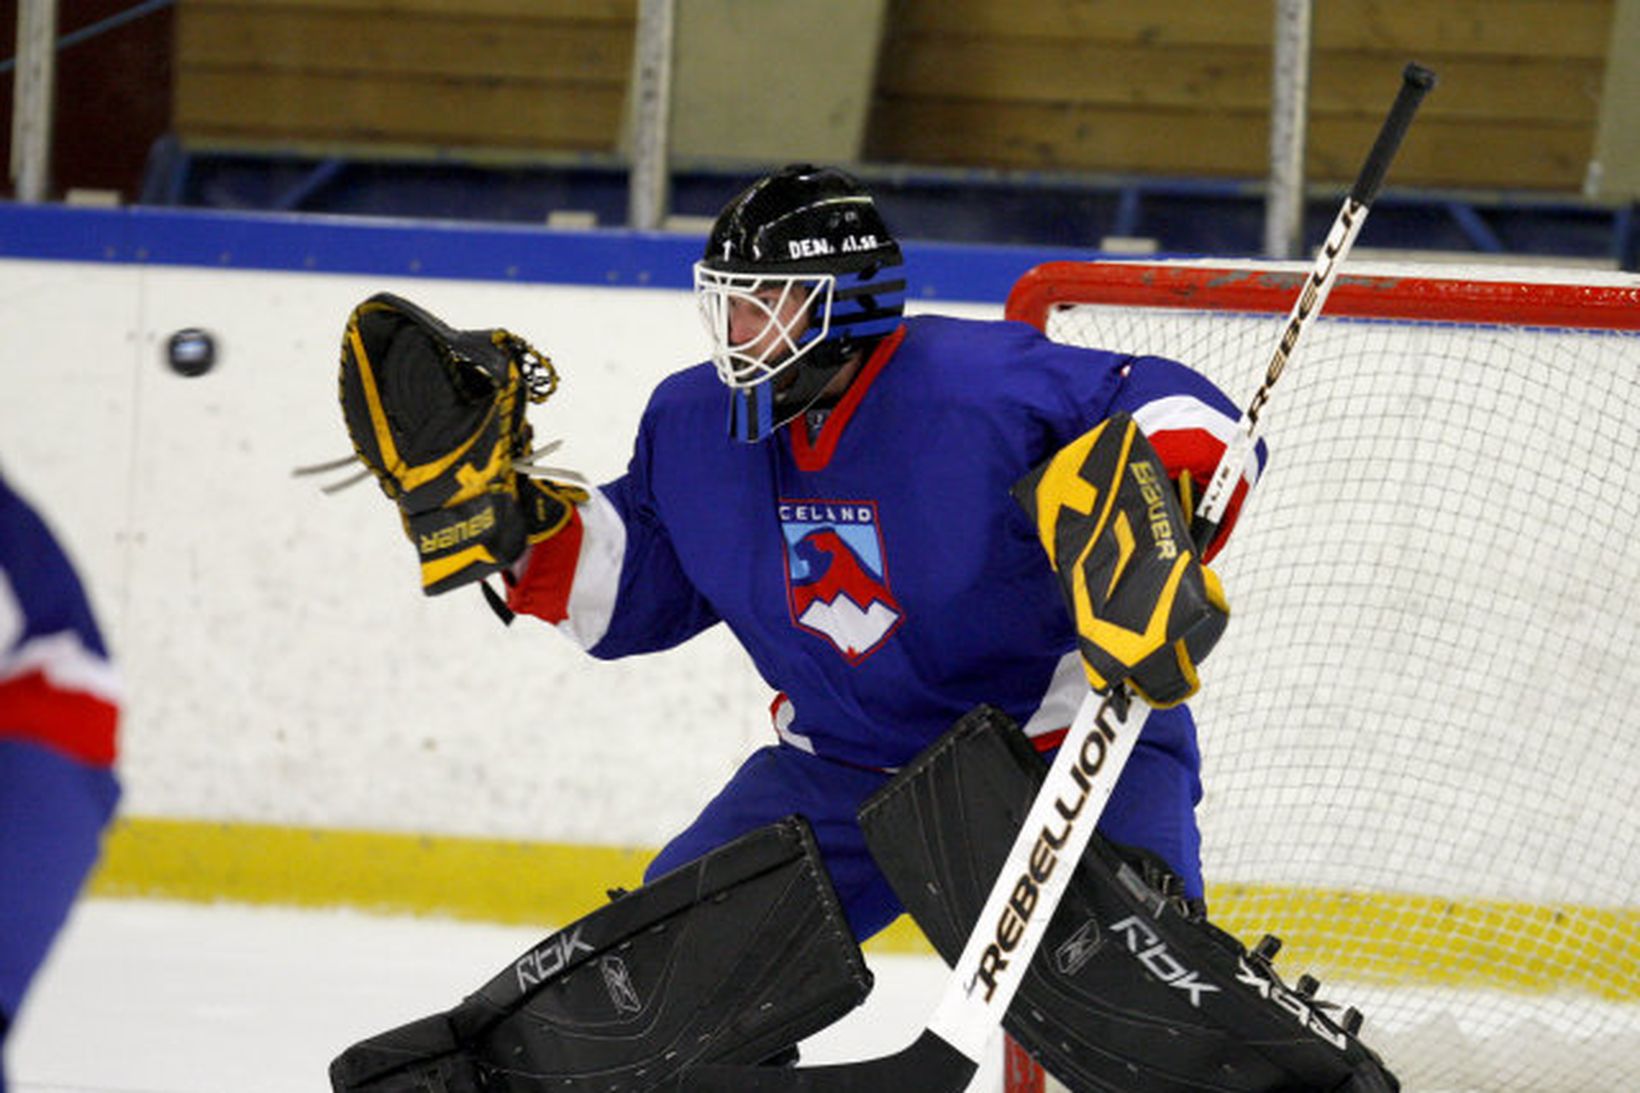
<box><xmin>166</xmin><ymin>328</ymin><xmax>217</xmax><ymax>376</ymax></box>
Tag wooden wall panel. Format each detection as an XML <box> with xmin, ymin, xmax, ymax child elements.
<box><xmin>174</xmin><ymin>0</ymin><xmax>634</xmax><ymax>151</ymax></box>
<box><xmin>870</xmin><ymin>101</ymin><xmax>1587</xmax><ymax>190</ymax></box>
<box><xmin>172</xmin><ymin>0</ymin><xmax>1615</xmax><ymax>193</ymax></box>
<box><xmin>175</xmin><ymin>70</ymin><xmax>625</xmax><ymax>148</ymax></box>
<box><xmin>877</xmin><ymin>45</ymin><xmax>1599</xmax><ymax>125</ymax></box>
<box><xmin>245</xmin><ymin>0</ymin><xmax>631</xmax><ymax>16</ymax></box>
<box><xmin>868</xmin><ymin>0</ymin><xmax>1614</xmax><ymax>191</ymax></box>
<box><xmin>888</xmin><ymin>0</ymin><xmax>1612</xmax><ymax>58</ymax></box>
<box><xmin>178</xmin><ymin>9</ymin><xmax>631</xmax><ymax>81</ymax></box>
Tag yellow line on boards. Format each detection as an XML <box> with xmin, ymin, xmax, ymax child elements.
<box><xmin>89</xmin><ymin>816</ymin><xmax>936</xmax><ymax>953</ymax></box>
<box><xmin>88</xmin><ymin>816</ymin><xmax>650</xmax><ymax>929</ymax></box>
<box><xmin>88</xmin><ymin>817</ymin><xmax>1638</xmax><ymax>995</ymax></box>
<box><xmin>1209</xmin><ymin>883</ymin><xmax>1640</xmax><ymax>1001</ymax></box>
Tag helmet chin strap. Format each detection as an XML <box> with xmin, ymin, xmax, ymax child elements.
<box><xmin>731</xmin><ymin>336</ymin><xmax>871</xmax><ymax>443</ymax></box>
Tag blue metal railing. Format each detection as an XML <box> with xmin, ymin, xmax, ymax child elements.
<box><xmin>133</xmin><ymin>145</ymin><xmax>1640</xmax><ymax>270</ymax></box>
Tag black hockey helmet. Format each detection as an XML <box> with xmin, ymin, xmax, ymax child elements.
<box><xmin>694</xmin><ymin>164</ymin><xmax>906</xmax><ymax>442</ymax></box>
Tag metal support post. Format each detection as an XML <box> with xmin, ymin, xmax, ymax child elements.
<box><xmin>11</xmin><ymin>0</ymin><xmax>59</xmax><ymax>202</ymax></box>
<box><xmin>628</xmin><ymin>0</ymin><xmax>676</xmax><ymax>231</ymax></box>
<box><xmin>1264</xmin><ymin>0</ymin><xmax>1312</xmax><ymax>258</ymax></box>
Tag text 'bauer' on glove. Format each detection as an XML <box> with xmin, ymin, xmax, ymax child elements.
<box><xmin>1013</xmin><ymin>413</ymin><xmax>1228</xmax><ymax>707</ymax></box>
<box><xmin>335</xmin><ymin>292</ymin><xmax>587</xmax><ymax>595</ymax></box>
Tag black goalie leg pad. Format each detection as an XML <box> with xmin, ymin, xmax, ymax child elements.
<box><xmin>331</xmin><ymin>816</ymin><xmax>872</xmax><ymax>1093</ymax></box>
<box><xmin>859</xmin><ymin>706</ymin><xmax>1400</xmax><ymax>1093</ymax></box>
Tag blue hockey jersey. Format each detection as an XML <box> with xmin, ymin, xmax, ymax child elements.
<box><xmin>511</xmin><ymin>315</ymin><xmax>1263</xmax><ymax>772</ymax></box>
<box><xmin>0</xmin><ymin>474</ymin><xmax>120</xmax><ymax>768</ymax></box>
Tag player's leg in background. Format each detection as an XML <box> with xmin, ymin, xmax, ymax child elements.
<box><xmin>0</xmin><ymin>740</ymin><xmax>119</xmax><ymax>1091</ymax></box>
<box><xmin>1093</xmin><ymin>703</ymin><xmax>1205</xmax><ymax>901</ymax></box>
<box><xmin>646</xmin><ymin>743</ymin><xmax>904</xmax><ymax>942</ymax></box>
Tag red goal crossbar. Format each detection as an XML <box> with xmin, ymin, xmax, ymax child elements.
<box><xmin>1005</xmin><ymin>261</ymin><xmax>1640</xmax><ymax>332</ymax></box>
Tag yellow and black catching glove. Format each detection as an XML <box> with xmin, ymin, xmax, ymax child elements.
<box><xmin>1013</xmin><ymin>413</ymin><xmax>1229</xmax><ymax>707</ymax></box>
<box><xmin>337</xmin><ymin>293</ymin><xmax>586</xmax><ymax>596</ymax></box>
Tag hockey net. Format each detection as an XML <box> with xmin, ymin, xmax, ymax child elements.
<box><xmin>1004</xmin><ymin>260</ymin><xmax>1640</xmax><ymax>1093</ymax></box>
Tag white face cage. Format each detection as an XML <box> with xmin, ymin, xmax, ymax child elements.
<box><xmin>693</xmin><ymin>264</ymin><xmax>835</xmax><ymax>390</ymax></box>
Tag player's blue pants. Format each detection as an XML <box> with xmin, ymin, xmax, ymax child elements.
<box><xmin>0</xmin><ymin>739</ymin><xmax>120</xmax><ymax>1085</ymax></box>
<box><xmin>646</xmin><ymin>705</ymin><xmax>1203</xmax><ymax>943</ymax></box>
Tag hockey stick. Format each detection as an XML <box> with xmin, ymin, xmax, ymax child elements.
<box><xmin>683</xmin><ymin>62</ymin><xmax>1436</xmax><ymax>1093</ymax></box>
<box><xmin>1189</xmin><ymin>62</ymin><xmax>1438</xmax><ymax>546</ymax></box>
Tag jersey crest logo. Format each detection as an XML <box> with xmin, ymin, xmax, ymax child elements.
<box><xmin>778</xmin><ymin>499</ymin><xmax>902</xmax><ymax>664</ymax></box>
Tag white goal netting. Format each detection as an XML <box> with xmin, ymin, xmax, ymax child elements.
<box><xmin>1012</xmin><ymin>260</ymin><xmax>1640</xmax><ymax>1093</ymax></box>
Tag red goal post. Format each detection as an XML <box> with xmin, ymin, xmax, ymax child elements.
<box><xmin>997</xmin><ymin>258</ymin><xmax>1640</xmax><ymax>1093</ymax></box>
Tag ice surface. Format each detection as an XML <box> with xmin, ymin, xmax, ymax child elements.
<box><xmin>8</xmin><ymin>898</ymin><xmax>1003</xmax><ymax>1093</ymax></box>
